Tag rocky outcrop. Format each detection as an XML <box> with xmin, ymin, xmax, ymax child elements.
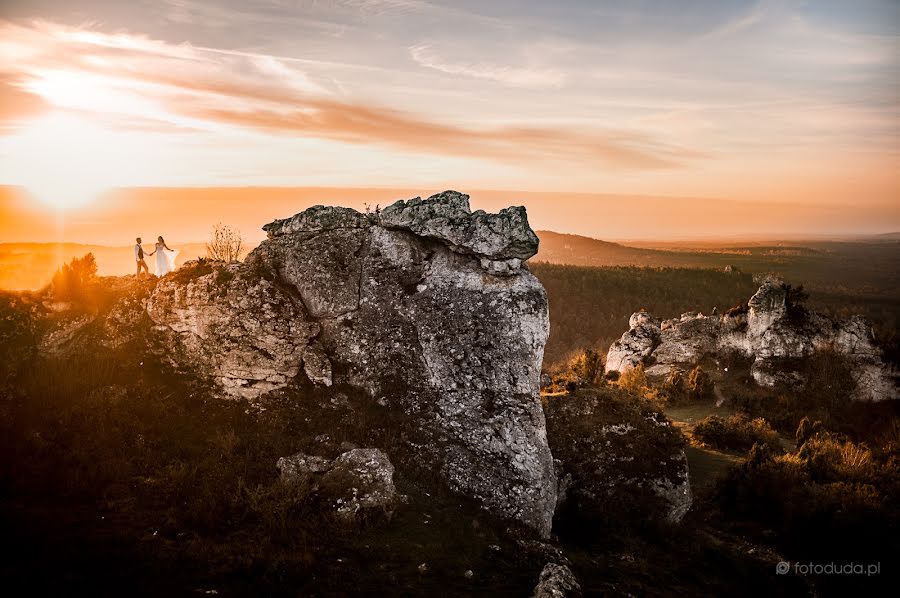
<box><xmin>145</xmin><ymin>191</ymin><xmax>557</xmax><ymax>537</ymax></box>
<box><xmin>543</xmin><ymin>390</ymin><xmax>692</xmax><ymax>526</ymax></box>
<box><xmin>605</xmin><ymin>312</ymin><xmax>660</xmax><ymax>373</ymax></box>
<box><xmin>278</xmin><ymin>448</ymin><xmax>401</xmax><ymax>524</ymax></box>
<box><xmin>531</xmin><ymin>563</ymin><xmax>582</xmax><ymax>598</ymax></box>
<box><xmin>606</xmin><ymin>280</ymin><xmax>897</xmax><ymax>401</ymax></box>
<box><xmin>146</xmin><ymin>263</ymin><xmax>320</xmax><ymax>399</ymax></box>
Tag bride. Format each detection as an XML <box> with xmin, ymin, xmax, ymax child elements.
<box><xmin>149</xmin><ymin>235</ymin><xmax>178</xmax><ymax>276</ymax></box>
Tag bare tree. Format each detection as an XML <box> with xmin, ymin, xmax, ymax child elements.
<box><xmin>206</xmin><ymin>223</ymin><xmax>244</xmax><ymax>262</ymax></box>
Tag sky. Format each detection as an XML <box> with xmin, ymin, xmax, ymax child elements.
<box><xmin>0</xmin><ymin>0</ymin><xmax>898</xmax><ymax>240</ymax></box>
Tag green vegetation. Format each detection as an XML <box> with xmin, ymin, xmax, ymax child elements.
<box><xmin>692</xmin><ymin>414</ymin><xmax>780</xmax><ymax>453</ymax></box>
<box><xmin>713</xmin><ymin>430</ymin><xmax>900</xmax><ymax>592</ymax></box>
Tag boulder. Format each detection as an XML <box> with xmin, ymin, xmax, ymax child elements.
<box><xmin>145</xmin><ymin>191</ymin><xmax>557</xmax><ymax>537</ymax></box>
<box><xmin>379</xmin><ymin>190</ymin><xmax>539</xmax><ymax>264</ymax></box>
<box><xmin>531</xmin><ymin>563</ymin><xmax>582</xmax><ymax>598</ymax></box>
<box><xmin>277</xmin><ymin>448</ymin><xmax>400</xmax><ymax>523</ymax></box>
<box><xmin>322</xmin><ymin>448</ymin><xmax>399</xmax><ymax>523</ymax></box>
<box><xmin>277</xmin><ymin>452</ymin><xmax>333</xmax><ymax>480</ymax></box>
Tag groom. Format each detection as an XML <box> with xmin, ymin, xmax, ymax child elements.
<box><xmin>134</xmin><ymin>237</ymin><xmax>150</xmax><ymax>277</ymax></box>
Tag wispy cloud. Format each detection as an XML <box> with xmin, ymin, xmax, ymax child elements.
<box><xmin>408</xmin><ymin>43</ymin><xmax>566</xmax><ymax>89</ymax></box>
<box><xmin>0</xmin><ymin>19</ymin><xmax>688</xmax><ymax>169</ymax></box>
<box><xmin>696</xmin><ymin>0</ymin><xmax>767</xmax><ymax>41</ymax></box>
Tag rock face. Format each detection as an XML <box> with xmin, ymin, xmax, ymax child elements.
<box><xmin>606</xmin><ymin>280</ymin><xmax>897</xmax><ymax>401</ymax></box>
<box><xmin>146</xmin><ymin>191</ymin><xmax>557</xmax><ymax>537</ymax></box>
<box><xmin>146</xmin><ymin>263</ymin><xmax>320</xmax><ymax>399</ymax></box>
<box><xmin>605</xmin><ymin>312</ymin><xmax>660</xmax><ymax>374</ymax></box>
<box><xmin>543</xmin><ymin>390</ymin><xmax>692</xmax><ymax>526</ymax></box>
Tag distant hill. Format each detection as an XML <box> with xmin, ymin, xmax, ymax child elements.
<box><xmin>534</xmin><ymin>231</ymin><xmax>687</xmax><ymax>267</ymax></box>
<box><xmin>862</xmin><ymin>232</ymin><xmax>900</xmax><ymax>242</ymax></box>
<box><xmin>535</xmin><ymin>231</ymin><xmax>900</xmax><ymax>299</ymax></box>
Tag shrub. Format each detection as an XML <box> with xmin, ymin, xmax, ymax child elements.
<box><xmin>795</xmin><ymin>416</ymin><xmax>823</xmax><ymax>447</ymax></box>
<box><xmin>782</xmin><ymin>283</ymin><xmax>809</xmax><ymax>322</ymax></box>
<box><xmin>543</xmin><ymin>347</ymin><xmax>605</xmax><ymax>392</ymax></box>
<box><xmin>569</xmin><ymin>348</ymin><xmax>605</xmax><ymax>386</ymax></box>
<box><xmin>715</xmin><ymin>431</ymin><xmax>899</xmax><ymax>566</ymax></box>
<box><xmin>692</xmin><ymin>414</ymin><xmax>780</xmax><ymax>452</ymax></box>
<box><xmin>731</xmin><ymin>348</ymin><xmax>859</xmax><ymax>437</ymax></box>
<box><xmin>543</xmin><ymin>387</ymin><xmax>687</xmax><ymax>537</ymax></box>
<box><xmin>50</xmin><ymin>253</ymin><xmax>98</xmax><ymax>303</ymax></box>
<box><xmin>206</xmin><ymin>223</ymin><xmax>244</xmax><ymax>262</ymax></box>
<box><xmin>617</xmin><ymin>363</ymin><xmax>649</xmax><ymax>397</ymax></box>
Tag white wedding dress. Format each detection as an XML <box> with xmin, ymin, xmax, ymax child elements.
<box><xmin>154</xmin><ymin>243</ymin><xmax>178</xmax><ymax>276</ymax></box>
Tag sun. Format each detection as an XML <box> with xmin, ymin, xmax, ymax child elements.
<box><xmin>9</xmin><ymin>111</ymin><xmax>116</xmax><ymax>209</ymax></box>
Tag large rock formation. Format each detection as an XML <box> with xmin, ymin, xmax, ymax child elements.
<box><xmin>606</xmin><ymin>279</ymin><xmax>897</xmax><ymax>401</ymax></box>
<box><xmin>145</xmin><ymin>191</ymin><xmax>557</xmax><ymax>537</ymax></box>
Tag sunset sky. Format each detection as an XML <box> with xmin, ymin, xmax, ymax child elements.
<box><xmin>0</xmin><ymin>0</ymin><xmax>898</xmax><ymax>241</ymax></box>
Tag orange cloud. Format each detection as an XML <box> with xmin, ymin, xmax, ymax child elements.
<box><xmin>0</xmin><ymin>19</ymin><xmax>694</xmax><ymax>170</ymax></box>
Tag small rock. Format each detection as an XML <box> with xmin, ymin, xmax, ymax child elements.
<box><xmin>531</xmin><ymin>563</ymin><xmax>582</xmax><ymax>598</ymax></box>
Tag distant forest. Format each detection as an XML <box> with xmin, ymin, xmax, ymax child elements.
<box><xmin>532</xmin><ymin>264</ymin><xmax>757</xmax><ymax>364</ymax></box>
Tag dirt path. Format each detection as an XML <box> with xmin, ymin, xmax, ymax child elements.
<box><xmin>663</xmin><ymin>390</ymin><xmax>743</xmax><ymax>491</ymax></box>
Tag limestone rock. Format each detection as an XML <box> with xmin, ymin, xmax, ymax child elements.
<box><xmin>144</xmin><ymin>192</ymin><xmax>557</xmax><ymax>536</ymax></box>
<box><xmin>302</xmin><ymin>341</ymin><xmax>333</xmax><ymax>386</ymax></box>
<box><xmin>277</xmin><ymin>452</ymin><xmax>333</xmax><ymax>480</ymax></box>
<box><xmin>322</xmin><ymin>448</ymin><xmax>399</xmax><ymax>523</ymax></box>
<box><xmin>146</xmin><ymin>262</ymin><xmax>320</xmax><ymax>400</ymax></box>
<box><xmin>531</xmin><ymin>563</ymin><xmax>582</xmax><ymax>598</ymax></box>
<box><xmin>262</xmin><ymin>205</ymin><xmax>370</xmax><ymax>237</ymax></box>
<box><xmin>379</xmin><ymin>190</ymin><xmax>539</xmax><ymax>264</ymax></box>
<box><xmin>605</xmin><ymin>281</ymin><xmax>897</xmax><ymax>401</ymax></box>
<box><xmin>605</xmin><ymin>311</ymin><xmax>660</xmax><ymax>373</ymax></box>
<box><xmin>38</xmin><ymin>313</ymin><xmax>95</xmax><ymax>355</ymax></box>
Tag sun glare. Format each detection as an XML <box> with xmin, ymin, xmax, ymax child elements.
<box><xmin>7</xmin><ymin>111</ymin><xmax>119</xmax><ymax>209</ymax></box>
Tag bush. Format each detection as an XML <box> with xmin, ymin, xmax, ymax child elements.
<box><xmin>782</xmin><ymin>283</ymin><xmax>809</xmax><ymax>322</ymax></box>
<box><xmin>617</xmin><ymin>363</ymin><xmax>649</xmax><ymax>397</ymax></box>
<box><xmin>543</xmin><ymin>347</ymin><xmax>605</xmax><ymax>392</ymax></box>
<box><xmin>731</xmin><ymin>347</ymin><xmax>859</xmax><ymax>437</ymax></box>
<box><xmin>543</xmin><ymin>387</ymin><xmax>687</xmax><ymax>537</ymax></box>
<box><xmin>206</xmin><ymin>223</ymin><xmax>244</xmax><ymax>262</ymax></box>
<box><xmin>715</xmin><ymin>431</ymin><xmax>900</xmax><ymax>567</ymax></box>
<box><xmin>795</xmin><ymin>416</ymin><xmax>823</xmax><ymax>447</ymax></box>
<box><xmin>50</xmin><ymin>253</ymin><xmax>98</xmax><ymax>303</ymax></box>
<box><xmin>692</xmin><ymin>414</ymin><xmax>780</xmax><ymax>452</ymax></box>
